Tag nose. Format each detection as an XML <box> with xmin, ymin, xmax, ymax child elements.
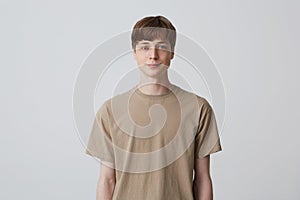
<box><xmin>148</xmin><ymin>47</ymin><xmax>158</xmax><ymax>60</ymax></box>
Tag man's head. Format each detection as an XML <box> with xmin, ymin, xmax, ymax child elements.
<box><xmin>131</xmin><ymin>16</ymin><xmax>177</xmax><ymax>52</ymax></box>
<box><xmin>131</xmin><ymin>16</ymin><xmax>177</xmax><ymax>77</ymax></box>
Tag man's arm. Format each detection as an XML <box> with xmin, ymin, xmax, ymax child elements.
<box><xmin>193</xmin><ymin>155</ymin><xmax>213</xmax><ymax>200</ymax></box>
<box><xmin>97</xmin><ymin>161</ymin><xmax>116</xmax><ymax>200</ymax></box>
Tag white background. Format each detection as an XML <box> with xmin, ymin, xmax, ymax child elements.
<box><xmin>1</xmin><ymin>0</ymin><xmax>300</xmax><ymax>199</ymax></box>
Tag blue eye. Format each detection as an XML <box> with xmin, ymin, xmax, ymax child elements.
<box><xmin>157</xmin><ymin>45</ymin><xmax>167</xmax><ymax>49</ymax></box>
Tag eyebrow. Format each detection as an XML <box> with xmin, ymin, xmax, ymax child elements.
<box><xmin>138</xmin><ymin>41</ymin><xmax>168</xmax><ymax>45</ymax></box>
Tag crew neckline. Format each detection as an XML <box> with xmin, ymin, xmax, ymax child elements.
<box><xmin>133</xmin><ymin>84</ymin><xmax>177</xmax><ymax>99</ymax></box>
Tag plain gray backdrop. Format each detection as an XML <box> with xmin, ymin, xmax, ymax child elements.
<box><xmin>1</xmin><ymin>0</ymin><xmax>299</xmax><ymax>199</ymax></box>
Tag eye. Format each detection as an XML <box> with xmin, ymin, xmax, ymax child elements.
<box><xmin>157</xmin><ymin>45</ymin><xmax>167</xmax><ymax>49</ymax></box>
<box><xmin>141</xmin><ymin>45</ymin><xmax>150</xmax><ymax>50</ymax></box>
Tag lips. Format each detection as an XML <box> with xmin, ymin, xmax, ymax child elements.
<box><xmin>146</xmin><ymin>63</ymin><xmax>161</xmax><ymax>67</ymax></box>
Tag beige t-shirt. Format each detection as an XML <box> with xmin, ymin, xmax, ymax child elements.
<box><xmin>86</xmin><ymin>84</ymin><xmax>222</xmax><ymax>200</ymax></box>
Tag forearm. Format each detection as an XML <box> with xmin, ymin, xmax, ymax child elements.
<box><xmin>193</xmin><ymin>176</ymin><xmax>213</xmax><ymax>200</ymax></box>
<box><xmin>96</xmin><ymin>178</ymin><xmax>116</xmax><ymax>200</ymax></box>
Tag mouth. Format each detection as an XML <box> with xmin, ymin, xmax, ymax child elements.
<box><xmin>146</xmin><ymin>63</ymin><xmax>161</xmax><ymax>68</ymax></box>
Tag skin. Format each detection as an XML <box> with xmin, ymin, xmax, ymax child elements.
<box><xmin>133</xmin><ymin>39</ymin><xmax>174</xmax><ymax>94</ymax></box>
<box><xmin>97</xmin><ymin>162</ymin><xmax>115</xmax><ymax>200</ymax></box>
<box><xmin>96</xmin><ymin>39</ymin><xmax>213</xmax><ymax>200</ymax></box>
<box><xmin>193</xmin><ymin>155</ymin><xmax>213</xmax><ymax>200</ymax></box>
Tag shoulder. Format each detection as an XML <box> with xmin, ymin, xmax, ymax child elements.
<box><xmin>95</xmin><ymin>88</ymin><xmax>134</xmax><ymax>118</ymax></box>
<box><xmin>176</xmin><ymin>85</ymin><xmax>213</xmax><ymax>112</ymax></box>
<box><xmin>195</xmin><ymin>95</ymin><xmax>213</xmax><ymax>113</ymax></box>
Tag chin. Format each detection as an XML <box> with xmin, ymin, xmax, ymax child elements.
<box><xmin>139</xmin><ymin>65</ymin><xmax>167</xmax><ymax>77</ymax></box>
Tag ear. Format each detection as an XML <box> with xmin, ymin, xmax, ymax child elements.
<box><xmin>170</xmin><ymin>51</ymin><xmax>174</xmax><ymax>60</ymax></box>
<box><xmin>133</xmin><ymin>49</ymin><xmax>137</xmax><ymax>60</ymax></box>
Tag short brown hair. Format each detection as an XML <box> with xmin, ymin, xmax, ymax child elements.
<box><xmin>131</xmin><ymin>16</ymin><xmax>177</xmax><ymax>51</ymax></box>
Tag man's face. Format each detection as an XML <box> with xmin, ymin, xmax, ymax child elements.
<box><xmin>133</xmin><ymin>39</ymin><xmax>174</xmax><ymax>78</ymax></box>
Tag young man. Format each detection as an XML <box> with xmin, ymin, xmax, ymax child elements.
<box><xmin>86</xmin><ymin>15</ymin><xmax>222</xmax><ymax>200</ymax></box>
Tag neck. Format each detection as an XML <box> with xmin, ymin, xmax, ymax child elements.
<box><xmin>137</xmin><ymin>74</ymin><xmax>172</xmax><ymax>95</ymax></box>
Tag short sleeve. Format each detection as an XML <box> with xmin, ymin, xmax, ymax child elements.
<box><xmin>85</xmin><ymin>102</ymin><xmax>115</xmax><ymax>164</ymax></box>
<box><xmin>195</xmin><ymin>99</ymin><xmax>222</xmax><ymax>159</ymax></box>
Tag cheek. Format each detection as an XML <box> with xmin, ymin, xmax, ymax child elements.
<box><xmin>162</xmin><ymin>54</ymin><xmax>172</xmax><ymax>61</ymax></box>
<box><xmin>136</xmin><ymin>56</ymin><xmax>146</xmax><ymax>66</ymax></box>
